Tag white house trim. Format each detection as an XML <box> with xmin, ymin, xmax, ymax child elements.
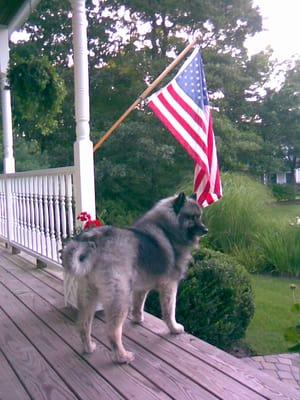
<box><xmin>71</xmin><ymin>0</ymin><xmax>96</xmax><ymax>220</ymax></box>
<box><xmin>0</xmin><ymin>28</ymin><xmax>15</xmax><ymax>173</ymax></box>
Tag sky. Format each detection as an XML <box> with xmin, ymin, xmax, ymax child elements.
<box><xmin>246</xmin><ymin>0</ymin><xmax>300</xmax><ymax>61</ymax></box>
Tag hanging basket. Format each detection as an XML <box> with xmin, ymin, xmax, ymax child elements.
<box><xmin>9</xmin><ymin>57</ymin><xmax>66</xmax><ymax>139</ymax></box>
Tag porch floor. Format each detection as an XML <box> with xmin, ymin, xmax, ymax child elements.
<box><xmin>0</xmin><ymin>245</ymin><xmax>299</xmax><ymax>400</ymax></box>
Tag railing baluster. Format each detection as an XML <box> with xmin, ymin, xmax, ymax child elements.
<box><xmin>60</xmin><ymin>175</ymin><xmax>67</xmax><ymax>241</ymax></box>
<box><xmin>66</xmin><ymin>173</ymin><xmax>74</xmax><ymax>237</ymax></box>
<box><xmin>48</xmin><ymin>175</ymin><xmax>57</xmax><ymax>261</ymax></box>
<box><xmin>21</xmin><ymin>178</ymin><xmax>28</xmax><ymax>247</ymax></box>
<box><xmin>33</xmin><ymin>176</ymin><xmax>41</xmax><ymax>254</ymax></box>
<box><xmin>42</xmin><ymin>176</ymin><xmax>51</xmax><ymax>259</ymax></box>
<box><xmin>0</xmin><ymin>179</ymin><xmax>4</xmax><ymax>237</ymax></box>
<box><xmin>17</xmin><ymin>179</ymin><xmax>24</xmax><ymax>246</ymax></box>
<box><xmin>11</xmin><ymin>178</ymin><xmax>17</xmax><ymax>241</ymax></box>
<box><xmin>0</xmin><ymin>179</ymin><xmax>6</xmax><ymax>237</ymax></box>
<box><xmin>15</xmin><ymin>178</ymin><xmax>21</xmax><ymax>244</ymax></box>
<box><xmin>53</xmin><ymin>175</ymin><xmax>62</xmax><ymax>260</ymax></box>
<box><xmin>25</xmin><ymin>177</ymin><xmax>32</xmax><ymax>249</ymax></box>
<box><xmin>38</xmin><ymin>176</ymin><xmax>46</xmax><ymax>256</ymax></box>
<box><xmin>29</xmin><ymin>177</ymin><xmax>36</xmax><ymax>252</ymax></box>
<box><xmin>0</xmin><ymin>167</ymin><xmax>75</xmax><ymax>266</ymax></box>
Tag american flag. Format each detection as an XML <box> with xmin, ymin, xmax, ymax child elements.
<box><xmin>147</xmin><ymin>46</ymin><xmax>222</xmax><ymax>207</ymax></box>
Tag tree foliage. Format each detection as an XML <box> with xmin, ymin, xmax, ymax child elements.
<box><xmin>8</xmin><ymin>0</ymin><xmax>300</xmax><ymax>219</ymax></box>
<box><xmin>9</xmin><ymin>56</ymin><xmax>66</xmax><ymax>146</ymax></box>
<box><xmin>259</xmin><ymin>61</ymin><xmax>300</xmax><ymax>180</ymax></box>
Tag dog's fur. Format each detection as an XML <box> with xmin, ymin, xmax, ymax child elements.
<box><xmin>62</xmin><ymin>193</ymin><xmax>207</xmax><ymax>364</ymax></box>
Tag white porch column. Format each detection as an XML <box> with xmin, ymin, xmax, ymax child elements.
<box><xmin>0</xmin><ymin>28</ymin><xmax>15</xmax><ymax>173</ymax></box>
<box><xmin>70</xmin><ymin>0</ymin><xmax>96</xmax><ymax>219</ymax></box>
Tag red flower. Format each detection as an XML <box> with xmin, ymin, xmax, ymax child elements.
<box><xmin>77</xmin><ymin>211</ymin><xmax>103</xmax><ymax>230</ymax></box>
<box><xmin>83</xmin><ymin>219</ymin><xmax>102</xmax><ymax>230</ymax></box>
<box><xmin>77</xmin><ymin>211</ymin><xmax>91</xmax><ymax>222</ymax></box>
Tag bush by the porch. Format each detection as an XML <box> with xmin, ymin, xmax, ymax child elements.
<box><xmin>145</xmin><ymin>248</ymin><xmax>254</xmax><ymax>350</ymax></box>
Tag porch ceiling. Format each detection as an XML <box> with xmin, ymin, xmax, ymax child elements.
<box><xmin>0</xmin><ymin>0</ymin><xmax>27</xmax><ymax>27</ymax></box>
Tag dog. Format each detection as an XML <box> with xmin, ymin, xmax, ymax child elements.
<box><xmin>62</xmin><ymin>192</ymin><xmax>208</xmax><ymax>364</ymax></box>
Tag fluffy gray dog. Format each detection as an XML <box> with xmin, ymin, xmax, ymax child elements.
<box><xmin>62</xmin><ymin>192</ymin><xmax>207</xmax><ymax>364</ymax></box>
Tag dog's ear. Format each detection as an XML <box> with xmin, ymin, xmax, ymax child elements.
<box><xmin>189</xmin><ymin>193</ymin><xmax>197</xmax><ymax>201</ymax></box>
<box><xmin>173</xmin><ymin>192</ymin><xmax>186</xmax><ymax>214</ymax></box>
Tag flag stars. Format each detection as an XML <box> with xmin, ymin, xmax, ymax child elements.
<box><xmin>175</xmin><ymin>51</ymin><xmax>209</xmax><ymax>107</ymax></box>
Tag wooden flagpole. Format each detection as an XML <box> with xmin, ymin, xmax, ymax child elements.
<box><xmin>93</xmin><ymin>37</ymin><xmax>200</xmax><ymax>153</ymax></box>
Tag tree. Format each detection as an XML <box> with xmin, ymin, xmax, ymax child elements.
<box><xmin>259</xmin><ymin>60</ymin><xmax>300</xmax><ymax>182</ymax></box>
<box><xmin>9</xmin><ymin>0</ymin><xmax>272</xmax><ymax>221</ymax></box>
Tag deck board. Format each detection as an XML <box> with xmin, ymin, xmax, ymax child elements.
<box><xmin>0</xmin><ymin>256</ymin><xmax>217</xmax><ymax>400</ymax></box>
<box><xmin>0</xmin><ymin>307</ymin><xmax>78</xmax><ymax>400</ymax></box>
<box><xmin>0</xmin><ymin>349</ymin><xmax>31</xmax><ymax>400</ymax></box>
<box><xmin>0</xmin><ymin>278</ymin><xmax>123</xmax><ymax>400</ymax></box>
<box><xmin>1</xmin><ymin>273</ymin><xmax>178</xmax><ymax>400</ymax></box>
<box><xmin>0</xmin><ymin>246</ymin><xmax>299</xmax><ymax>400</ymax></box>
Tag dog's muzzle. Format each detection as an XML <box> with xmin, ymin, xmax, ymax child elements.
<box><xmin>198</xmin><ymin>224</ymin><xmax>208</xmax><ymax>236</ymax></box>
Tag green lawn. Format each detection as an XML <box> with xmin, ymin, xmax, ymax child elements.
<box><xmin>266</xmin><ymin>203</ymin><xmax>300</xmax><ymax>222</ymax></box>
<box><xmin>245</xmin><ymin>274</ymin><xmax>299</xmax><ymax>355</ymax></box>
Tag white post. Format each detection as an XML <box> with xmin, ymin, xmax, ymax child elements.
<box><xmin>70</xmin><ymin>0</ymin><xmax>96</xmax><ymax>221</ymax></box>
<box><xmin>0</xmin><ymin>28</ymin><xmax>15</xmax><ymax>174</ymax></box>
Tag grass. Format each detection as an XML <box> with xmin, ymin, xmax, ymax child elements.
<box><xmin>201</xmin><ymin>178</ymin><xmax>300</xmax><ymax>354</ymax></box>
<box><xmin>245</xmin><ymin>274</ymin><xmax>299</xmax><ymax>355</ymax></box>
<box><xmin>238</xmin><ymin>202</ymin><xmax>300</xmax><ymax>355</ymax></box>
<box><xmin>266</xmin><ymin>203</ymin><xmax>300</xmax><ymax>222</ymax></box>
<box><xmin>245</xmin><ymin>203</ymin><xmax>300</xmax><ymax>355</ymax></box>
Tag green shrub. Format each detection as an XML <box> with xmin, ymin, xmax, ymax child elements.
<box><xmin>177</xmin><ymin>172</ymin><xmax>300</xmax><ymax>276</ymax></box>
<box><xmin>204</xmin><ymin>173</ymin><xmax>273</xmax><ymax>252</ymax></box>
<box><xmin>271</xmin><ymin>184</ymin><xmax>296</xmax><ymax>201</ymax></box>
<box><xmin>230</xmin><ymin>245</ymin><xmax>267</xmax><ymax>274</ymax></box>
<box><xmin>203</xmin><ymin>173</ymin><xmax>273</xmax><ymax>272</ymax></box>
<box><xmin>98</xmin><ymin>198</ymin><xmax>139</xmax><ymax>227</ymax></box>
<box><xmin>146</xmin><ymin>247</ymin><xmax>254</xmax><ymax>350</ymax></box>
<box><xmin>257</xmin><ymin>222</ymin><xmax>300</xmax><ymax>277</ymax></box>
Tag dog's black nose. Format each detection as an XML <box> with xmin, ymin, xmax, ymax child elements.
<box><xmin>201</xmin><ymin>226</ymin><xmax>208</xmax><ymax>235</ymax></box>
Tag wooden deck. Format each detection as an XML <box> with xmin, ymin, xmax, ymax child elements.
<box><xmin>0</xmin><ymin>245</ymin><xmax>299</xmax><ymax>400</ymax></box>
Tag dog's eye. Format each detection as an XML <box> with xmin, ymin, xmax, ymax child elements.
<box><xmin>79</xmin><ymin>253</ymin><xmax>87</xmax><ymax>262</ymax></box>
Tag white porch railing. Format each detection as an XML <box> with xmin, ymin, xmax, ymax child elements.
<box><xmin>0</xmin><ymin>166</ymin><xmax>75</xmax><ymax>267</ymax></box>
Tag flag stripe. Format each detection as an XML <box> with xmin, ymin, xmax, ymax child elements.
<box><xmin>164</xmin><ymin>86</ymin><xmax>207</xmax><ymax>145</ymax></box>
<box><xmin>148</xmin><ymin>95</ymin><xmax>209</xmax><ymax>170</ymax></box>
<box><xmin>147</xmin><ymin>46</ymin><xmax>222</xmax><ymax>207</ymax></box>
<box><xmin>168</xmin><ymin>83</ymin><xmax>208</xmax><ymax>135</ymax></box>
<box><xmin>194</xmin><ymin>165</ymin><xmax>206</xmax><ymax>189</ymax></box>
<box><xmin>172</xmin><ymin>81</ymin><xmax>208</xmax><ymax>127</ymax></box>
<box><xmin>148</xmin><ymin>91</ymin><xmax>208</xmax><ymax>160</ymax></box>
<box><xmin>157</xmin><ymin>91</ymin><xmax>207</xmax><ymax>154</ymax></box>
<box><xmin>148</xmin><ymin>99</ymin><xmax>209</xmax><ymax>174</ymax></box>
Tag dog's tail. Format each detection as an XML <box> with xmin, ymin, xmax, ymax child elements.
<box><xmin>61</xmin><ymin>239</ymin><xmax>96</xmax><ymax>278</ymax></box>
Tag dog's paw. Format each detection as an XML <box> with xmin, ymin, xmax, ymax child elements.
<box><xmin>131</xmin><ymin>313</ymin><xmax>144</xmax><ymax>324</ymax></box>
<box><xmin>83</xmin><ymin>340</ymin><xmax>97</xmax><ymax>354</ymax></box>
<box><xmin>169</xmin><ymin>323</ymin><xmax>185</xmax><ymax>335</ymax></box>
<box><xmin>114</xmin><ymin>351</ymin><xmax>135</xmax><ymax>364</ymax></box>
